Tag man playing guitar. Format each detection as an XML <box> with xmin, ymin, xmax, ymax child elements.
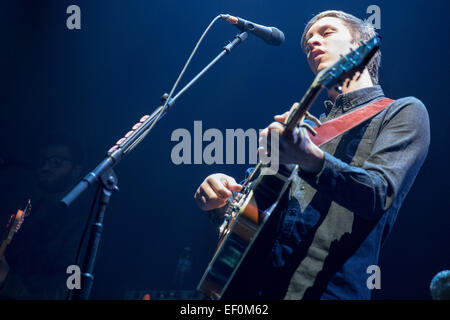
<box><xmin>194</xmin><ymin>10</ymin><xmax>430</xmax><ymax>299</ymax></box>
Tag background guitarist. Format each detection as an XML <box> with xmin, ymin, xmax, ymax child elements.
<box><xmin>194</xmin><ymin>10</ymin><xmax>430</xmax><ymax>299</ymax></box>
<box><xmin>0</xmin><ymin>134</ymin><xmax>88</xmax><ymax>299</ymax></box>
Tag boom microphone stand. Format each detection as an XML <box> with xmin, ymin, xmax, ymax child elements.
<box><xmin>62</xmin><ymin>31</ymin><xmax>248</xmax><ymax>300</ymax></box>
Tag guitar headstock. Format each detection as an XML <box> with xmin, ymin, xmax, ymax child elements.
<box><xmin>15</xmin><ymin>199</ymin><xmax>31</xmax><ymax>232</ymax></box>
<box><xmin>3</xmin><ymin>199</ymin><xmax>31</xmax><ymax>241</ymax></box>
<box><xmin>314</xmin><ymin>35</ymin><xmax>381</xmax><ymax>89</ymax></box>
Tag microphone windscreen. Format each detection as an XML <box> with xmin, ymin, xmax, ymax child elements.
<box><xmin>430</xmin><ymin>270</ymin><xmax>450</xmax><ymax>300</ymax></box>
<box><xmin>268</xmin><ymin>27</ymin><xmax>285</xmax><ymax>46</ymax></box>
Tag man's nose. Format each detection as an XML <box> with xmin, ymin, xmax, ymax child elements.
<box><xmin>307</xmin><ymin>36</ymin><xmax>322</xmax><ymax>51</ymax></box>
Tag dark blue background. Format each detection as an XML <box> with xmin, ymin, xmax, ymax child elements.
<box><xmin>0</xmin><ymin>0</ymin><xmax>448</xmax><ymax>299</ymax></box>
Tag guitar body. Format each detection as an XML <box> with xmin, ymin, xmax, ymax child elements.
<box><xmin>197</xmin><ymin>164</ymin><xmax>296</xmax><ymax>299</ymax></box>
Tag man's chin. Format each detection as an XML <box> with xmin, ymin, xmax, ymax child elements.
<box><xmin>312</xmin><ymin>63</ymin><xmax>328</xmax><ymax>75</ymax></box>
<box><xmin>317</xmin><ymin>59</ymin><xmax>334</xmax><ymax>71</ymax></box>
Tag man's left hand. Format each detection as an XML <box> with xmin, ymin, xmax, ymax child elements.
<box><xmin>259</xmin><ymin>111</ymin><xmax>325</xmax><ymax>174</ymax></box>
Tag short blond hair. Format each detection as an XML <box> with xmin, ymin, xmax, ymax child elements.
<box><xmin>301</xmin><ymin>10</ymin><xmax>381</xmax><ymax>85</ymax></box>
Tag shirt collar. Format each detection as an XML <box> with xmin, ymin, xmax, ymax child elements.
<box><xmin>323</xmin><ymin>85</ymin><xmax>385</xmax><ymax>115</ymax></box>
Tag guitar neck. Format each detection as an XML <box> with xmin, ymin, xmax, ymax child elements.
<box><xmin>0</xmin><ymin>240</ymin><xmax>8</xmax><ymax>259</ymax></box>
<box><xmin>240</xmin><ymin>82</ymin><xmax>323</xmax><ymax>186</ymax></box>
<box><xmin>284</xmin><ymin>83</ymin><xmax>323</xmax><ymax>131</ymax></box>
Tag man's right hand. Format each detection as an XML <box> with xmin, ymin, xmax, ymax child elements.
<box><xmin>194</xmin><ymin>173</ymin><xmax>242</xmax><ymax>211</ymax></box>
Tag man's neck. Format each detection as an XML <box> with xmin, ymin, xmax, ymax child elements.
<box><xmin>326</xmin><ymin>68</ymin><xmax>374</xmax><ymax>103</ymax></box>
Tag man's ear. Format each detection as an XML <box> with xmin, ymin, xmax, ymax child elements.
<box><xmin>350</xmin><ymin>37</ymin><xmax>359</xmax><ymax>49</ymax></box>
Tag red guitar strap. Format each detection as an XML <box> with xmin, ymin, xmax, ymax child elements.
<box><xmin>309</xmin><ymin>97</ymin><xmax>395</xmax><ymax>147</ymax></box>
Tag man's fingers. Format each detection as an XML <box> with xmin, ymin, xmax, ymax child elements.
<box><xmin>274</xmin><ymin>111</ymin><xmax>290</xmax><ymax>122</ymax></box>
<box><xmin>224</xmin><ymin>178</ymin><xmax>243</xmax><ymax>192</ymax></box>
<box><xmin>202</xmin><ymin>181</ymin><xmax>220</xmax><ymax>200</ymax></box>
<box><xmin>194</xmin><ymin>174</ymin><xmax>242</xmax><ymax>211</ymax></box>
<box><xmin>194</xmin><ymin>191</ymin><xmax>207</xmax><ymax>209</ymax></box>
<box><xmin>194</xmin><ymin>186</ymin><xmax>227</xmax><ymax>211</ymax></box>
<box><xmin>268</xmin><ymin>121</ymin><xmax>285</xmax><ymax>132</ymax></box>
<box><xmin>216</xmin><ymin>175</ymin><xmax>242</xmax><ymax>193</ymax></box>
<box><xmin>208</xmin><ymin>177</ymin><xmax>233</xmax><ymax>198</ymax></box>
<box><xmin>261</xmin><ymin>122</ymin><xmax>285</xmax><ymax>139</ymax></box>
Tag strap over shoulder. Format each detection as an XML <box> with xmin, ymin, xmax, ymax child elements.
<box><xmin>309</xmin><ymin>98</ymin><xmax>395</xmax><ymax>146</ymax></box>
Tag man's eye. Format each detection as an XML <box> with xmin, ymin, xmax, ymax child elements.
<box><xmin>51</xmin><ymin>158</ymin><xmax>62</xmax><ymax>166</ymax></box>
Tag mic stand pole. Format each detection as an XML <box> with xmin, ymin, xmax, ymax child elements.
<box><xmin>63</xmin><ymin>31</ymin><xmax>248</xmax><ymax>300</ymax></box>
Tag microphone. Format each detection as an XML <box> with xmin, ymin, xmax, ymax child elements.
<box><xmin>220</xmin><ymin>14</ymin><xmax>285</xmax><ymax>46</ymax></box>
<box><xmin>430</xmin><ymin>270</ymin><xmax>450</xmax><ymax>300</ymax></box>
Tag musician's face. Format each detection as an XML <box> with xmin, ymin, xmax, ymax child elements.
<box><xmin>37</xmin><ymin>145</ymin><xmax>78</xmax><ymax>193</ymax></box>
<box><xmin>304</xmin><ymin>17</ymin><xmax>358</xmax><ymax>74</ymax></box>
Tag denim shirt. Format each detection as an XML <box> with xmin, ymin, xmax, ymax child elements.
<box><xmin>262</xmin><ymin>85</ymin><xmax>430</xmax><ymax>300</ymax></box>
